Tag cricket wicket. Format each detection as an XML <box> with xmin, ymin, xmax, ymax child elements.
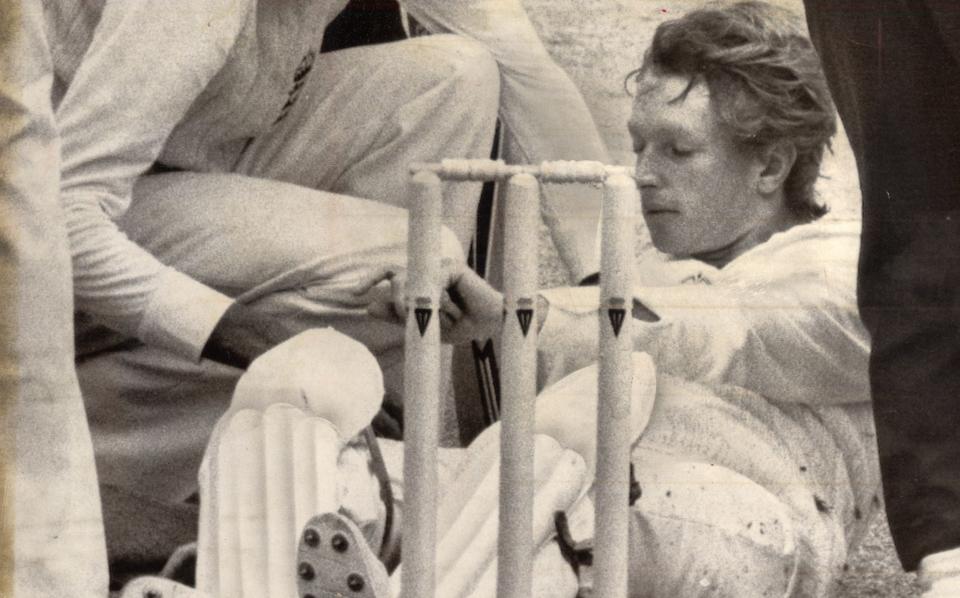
<box><xmin>404</xmin><ymin>159</ymin><xmax>637</xmax><ymax>598</ymax></box>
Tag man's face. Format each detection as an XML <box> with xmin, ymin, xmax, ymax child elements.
<box><xmin>628</xmin><ymin>72</ymin><xmax>767</xmax><ymax>261</ymax></box>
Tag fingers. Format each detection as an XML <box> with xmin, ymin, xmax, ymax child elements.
<box><xmin>389</xmin><ymin>275</ymin><xmax>407</xmax><ymax>322</ymax></box>
<box><xmin>358</xmin><ymin>261</ymin><xmax>490</xmax><ymax>338</ymax></box>
<box><xmin>439</xmin><ymin>310</ymin><xmax>458</xmax><ymax>335</ymax></box>
<box><xmin>350</xmin><ymin>266</ymin><xmax>397</xmax><ymax>296</ymax></box>
<box><xmin>440</xmin><ymin>290</ymin><xmax>463</xmax><ymax>323</ymax></box>
<box><xmin>440</xmin><ymin>257</ymin><xmax>469</xmax><ymax>293</ymax></box>
<box><xmin>364</xmin><ymin>270</ymin><xmax>408</xmax><ymax>324</ymax></box>
<box><xmin>367</xmin><ymin>298</ymin><xmax>402</xmax><ymax>324</ymax></box>
<box><xmin>451</xmin><ymin>268</ymin><xmax>504</xmax><ymax>326</ymax></box>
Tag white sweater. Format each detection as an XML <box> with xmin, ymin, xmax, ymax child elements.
<box><xmin>538</xmin><ymin>219</ymin><xmax>879</xmax><ymax>572</ymax></box>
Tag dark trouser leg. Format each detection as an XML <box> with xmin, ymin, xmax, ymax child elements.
<box><xmin>804</xmin><ymin>0</ymin><xmax>960</xmax><ymax>570</ymax></box>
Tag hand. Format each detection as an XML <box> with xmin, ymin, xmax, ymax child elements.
<box><xmin>201</xmin><ymin>302</ymin><xmax>294</xmax><ymax>369</ymax></box>
<box><xmin>353</xmin><ymin>259</ymin><xmax>504</xmax><ymax>345</ymax></box>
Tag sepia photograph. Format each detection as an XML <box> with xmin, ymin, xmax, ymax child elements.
<box><xmin>3</xmin><ymin>0</ymin><xmax>958</xmax><ymax>596</ymax></box>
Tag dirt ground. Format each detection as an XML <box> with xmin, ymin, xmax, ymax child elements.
<box><xmin>520</xmin><ymin>1</ymin><xmax>921</xmax><ymax>595</ymax></box>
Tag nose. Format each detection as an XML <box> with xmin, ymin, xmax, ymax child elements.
<box><xmin>633</xmin><ymin>150</ymin><xmax>658</xmax><ymax>189</ymax></box>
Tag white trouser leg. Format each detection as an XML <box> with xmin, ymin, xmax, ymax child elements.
<box><xmin>919</xmin><ymin>547</ymin><xmax>960</xmax><ymax>597</ymax></box>
<box><xmin>197</xmin><ymin>404</ymin><xmax>389</xmax><ymax>598</ymax></box>
<box><xmin>234</xmin><ymin>34</ymin><xmax>500</xmax><ymax>250</ymax></box>
<box><xmin>404</xmin><ymin>0</ymin><xmax>611</xmax><ymax>280</ymax></box>
<box><xmin>621</xmin><ymin>452</ymin><xmax>810</xmax><ymax>598</ymax></box>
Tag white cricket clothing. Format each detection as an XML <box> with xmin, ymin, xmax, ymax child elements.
<box><xmin>538</xmin><ymin>218</ymin><xmax>878</xmax><ymax>596</ymax></box>
<box><xmin>44</xmin><ymin>0</ymin><xmax>609</xmax><ymax>361</ymax></box>
<box><xmin>46</xmin><ymin>0</ymin><xmax>609</xmax><ymax>501</ymax></box>
<box><xmin>196</xmin><ymin>220</ymin><xmax>874</xmax><ymax>596</ymax></box>
<box><xmin>4</xmin><ymin>2</ymin><xmax>107</xmax><ymax>595</ymax></box>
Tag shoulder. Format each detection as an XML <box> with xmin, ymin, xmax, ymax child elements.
<box><xmin>724</xmin><ymin>218</ymin><xmax>862</xmax><ymax>303</ymax></box>
<box><xmin>732</xmin><ymin>218</ymin><xmax>860</xmax><ymax>275</ymax></box>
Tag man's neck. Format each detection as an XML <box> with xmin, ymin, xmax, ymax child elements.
<box><xmin>691</xmin><ymin>210</ymin><xmax>800</xmax><ymax>269</ymax></box>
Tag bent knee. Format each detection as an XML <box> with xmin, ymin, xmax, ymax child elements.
<box><xmin>628</xmin><ymin>458</ymin><xmax>805</xmax><ymax>597</ymax></box>
<box><xmin>416</xmin><ymin>34</ymin><xmax>500</xmax><ymax>106</ymax></box>
<box><xmin>428</xmin><ymin>34</ymin><xmax>499</xmax><ymax>83</ymax></box>
<box><xmin>441</xmin><ymin>224</ymin><xmax>466</xmax><ymax>264</ymax></box>
<box><xmin>629</xmin><ymin>512</ymin><xmax>800</xmax><ymax>597</ymax></box>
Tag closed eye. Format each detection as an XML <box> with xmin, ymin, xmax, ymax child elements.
<box><xmin>671</xmin><ymin>146</ymin><xmax>694</xmax><ymax>158</ymax></box>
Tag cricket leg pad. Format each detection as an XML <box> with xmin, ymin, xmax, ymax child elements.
<box><xmin>196</xmin><ymin>403</ymin><xmax>345</xmax><ymax>597</ymax></box>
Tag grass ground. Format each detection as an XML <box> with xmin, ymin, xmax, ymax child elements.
<box><xmin>520</xmin><ymin>0</ymin><xmax>921</xmax><ymax>595</ymax></box>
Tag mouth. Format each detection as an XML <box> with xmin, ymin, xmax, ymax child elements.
<box><xmin>641</xmin><ymin>197</ymin><xmax>678</xmax><ymax>215</ymax></box>
<box><xmin>643</xmin><ymin>207</ymin><xmax>680</xmax><ymax>216</ymax></box>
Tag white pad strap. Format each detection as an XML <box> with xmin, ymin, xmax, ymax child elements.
<box><xmin>197</xmin><ymin>403</ymin><xmax>344</xmax><ymax>597</ymax></box>
<box><xmin>920</xmin><ymin>547</ymin><xmax>960</xmax><ymax>596</ymax></box>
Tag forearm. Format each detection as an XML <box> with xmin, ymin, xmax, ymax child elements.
<box><xmin>534</xmin><ymin>293</ymin><xmax>655</xmax><ymax>333</ymax></box>
<box><xmin>624</xmin><ymin>280</ymin><xmax>869</xmax><ymax>403</ymax></box>
<box><xmin>65</xmin><ymin>193</ymin><xmax>234</xmax><ymax>360</ymax></box>
<box><xmin>537</xmin><ymin>283</ymin><xmax>869</xmax><ymax>405</ymax></box>
<box><xmin>67</xmin><ymin>204</ymin><xmax>293</xmax><ymax>368</ymax></box>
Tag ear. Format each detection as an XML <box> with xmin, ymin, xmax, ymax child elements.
<box><xmin>755</xmin><ymin>141</ymin><xmax>797</xmax><ymax>196</ymax></box>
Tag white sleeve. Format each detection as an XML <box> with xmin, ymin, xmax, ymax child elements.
<box><xmin>56</xmin><ymin>1</ymin><xmax>250</xmax><ymax>360</ymax></box>
<box><xmin>539</xmin><ymin>234</ymin><xmax>871</xmax><ymax>405</ymax></box>
<box><xmin>401</xmin><ymin>0</ymin><xmax>610</xmax><ymax>279</ymax></box>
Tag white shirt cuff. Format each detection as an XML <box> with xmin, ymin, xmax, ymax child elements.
<box><xmin>632</xmin><ymin>285</ymin><xmax>715</xmax><ymax>317</ymax></box>
<box><xmin>137</xmin><ymin>268</ymin><xmax>234</xmax><ymax>361</ymax></box>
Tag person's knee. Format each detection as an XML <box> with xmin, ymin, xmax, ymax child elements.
<box><xmin>421</xmin><ymin>34</ymin><xmax>500</xmax><ymax>114</ymax></box>
<box><xmin>430</xmin><ymin>35</ymin><xmax>499</xmax><ymax>86</ymax></box>
<box><xmin>626</xmin><ymin>458</ymin><xmax>805</xmax><ymax>597</ymax></box>
<box><xmin>440</xmin><ymin>224</ymin><xmax>466</xmax><ymax>264</ymax></box>
<box><xmin>628</xmin><ymin>510</ymin><xmax>801</xmax><ymax>597</ymax></box>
